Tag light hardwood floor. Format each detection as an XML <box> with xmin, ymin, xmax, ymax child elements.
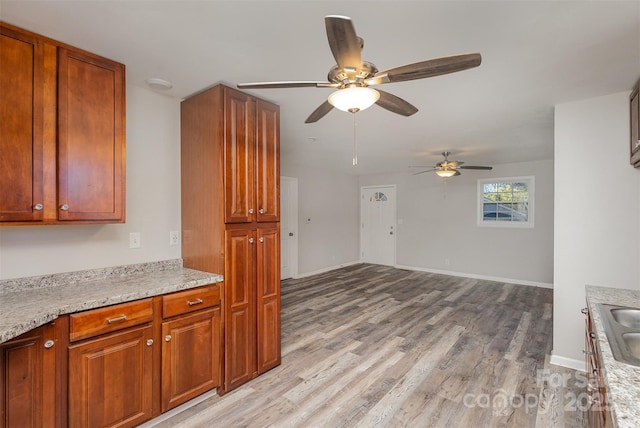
<box><xmin>148</xmin><ymin>264</ymin><xmax>586</xmax><ymax>427</ymax></box>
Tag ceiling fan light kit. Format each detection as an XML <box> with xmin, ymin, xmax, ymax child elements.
<box><xmin>327</xmin><ymin>85</ymin><xmax>380</xmax><ymax>112</ymax></box>
<box><xmin>238</xmin><ymin>15</ymin><xmax>481</xmax><ymax>165</ymax></box>
<box><xmin>435</xmin><ymin>169</ymin><xmax>457</xmax><ymax>178</ymax></box>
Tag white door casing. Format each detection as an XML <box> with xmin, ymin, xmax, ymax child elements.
<box><xmin>360</xmin><ymin>185</ymin><xmax>396</xmax><ymax>266</ymax></box>
<box><xmin>280</xmin><ymin>176</ymin><xmax>298</xmax><ymax>279</ymax></box>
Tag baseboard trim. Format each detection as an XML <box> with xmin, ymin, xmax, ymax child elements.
<box><xmin>550</xmin><ymin>354</ymin><xmax>586</xmax><ymax>372</ymax></box>
<box><xmin>394</xmin><ymin>264</ymin><xmax>553</xmax><ymax>289</ymax></box>
<box><xmin>293</xmin><ymin>261</ymin><xmax>362</xmax><ymax>279</ymax></box>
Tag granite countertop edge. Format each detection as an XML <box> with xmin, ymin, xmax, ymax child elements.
<box><xmin>0</xmin><ymin>259</ymin><xmax>223</xmax><ymax>344</ymax></box>
<box><xmin>585</xmin><ymin>285</ymin><xmax>640</xmax><ymax>428</ymax></box>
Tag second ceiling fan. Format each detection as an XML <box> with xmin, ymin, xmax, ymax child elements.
<box><xmin>411</xmin><ymin>151</ymin><xmax>493</xmax><ymax>177</ymax></box>
<box><xmin>238</xmin><ymin>15</ymin><xmax>482</xmax><ymax>123</ymax></box>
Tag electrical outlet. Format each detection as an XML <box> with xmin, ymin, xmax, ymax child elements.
<box><xmin>129</xmin><ymin>232</ymin><xmax>141</xmax><ymax>249</ymax></box>
<box><xmin>169</xmin><ymin>230</ymin><xmax>180</xmax><ymax>246</ymax></box>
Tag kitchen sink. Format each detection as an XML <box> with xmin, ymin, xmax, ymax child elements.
<box><xmin>597</xmin><ymin>304</ymin><xmax>640</xmax><ymax>366</ymax></box>
<box><xmin>611</xmin><ymin>307</ymin><xmax>640</xmax><ymax>329</ymax></box>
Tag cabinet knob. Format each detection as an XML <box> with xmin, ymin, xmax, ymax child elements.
<box><xmin>249</xmin><ymin>238</ymin><xmax>254</xmax><ymax>244</ymax></box>
<box><xmin>259</xmin><ymin>237</ymin><xmax>264</xmax><ymax>243</ymax></box>
<box><xmin>34</xmin><ymin>203</ymin><xmax>44</xmax><ymax>211</ymax></box>
<box><xmin>146</xmin><ymin>339</ymin><xmax>154</xmax><ymax>346</ymax></box>
<box><xmin>589</xmin><ymin>332</ymin><xmax>596</xmax><ymax>339</ymax></box>
<box><xmin>44</xmin><ymin>340</ymin><xmax>55</xmax><ymax>349</ymax></box>
<box><xmin>259</xmin><ymin>208</ymin><xmax>265</xmax><ymax>214</ymax></box>
<box><xmin>248</xmin><ymin>208</ymin><xmax>254</xmax><ymax>214</ymax></box>
<box><xmin>582</xmin><ymin>350</ymin><xmax>593</xmax><ymax>356</ymax></box>
<box><xmin>581</xmin><ymin>308</ymin><xmax>588</xmax><ymax>315</ymax></box>
<box><xmin>165</xmin><ymin>335</ymin><xmax>172</xmax><ymax>342</ymax></box>
<box><xmin>60</xmin><ymin>204</ymin><xmax>69</xmax><ymax>211</ymax></box>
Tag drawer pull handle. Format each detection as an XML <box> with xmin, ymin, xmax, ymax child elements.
<box><xmin>106</xmin><ymin>314</ymin><xmax>127</xmax><ymax>324</ymax></box>
<box><xmin>187</xmin><ymin>298</ymin><xmax>203</xmax><ymax>306</ymax></box>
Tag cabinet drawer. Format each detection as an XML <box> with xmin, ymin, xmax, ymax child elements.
<box><xmin>163</xmin><ymin>284</ymin><xmax>220</xmax><ymax>319</ymax></box>
<box><xmin>69</xmin><ymin>298</ymin><xmax>153</xmax><ymax>342</ymax></box>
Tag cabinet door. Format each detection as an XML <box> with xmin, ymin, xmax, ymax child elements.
<box><xmin>68</xmin><ymin>325</ymin><xmax>153</xmax><ymax>428</ymax></box>
<box><xmin>224</xmin><ymin>228</ymin><xmax>256</xmax><ymax>391</ymax></box>
<box><xmin>256</xmin><ymin>225</ymin><xmax>281</xmax><ymax>374</ymax></box>
<box><xmin>0</xmin><ymin>26</ymin><xmax>44</xmax><ymax>222</ymax></box>
<box><xmin>255</xmin><ymin>100</ymin><xmax>280</xmax><ymax>223</ymax></box>
<box><xmin>161</xmin><ymin>308</ymin><xmax>221</xmax><ymax>412</ymax></box>
<box><xmin>57</xmin><ymin>47</ymin><xmax>125</xmax><ymax>222</ymax></box>
<box><xmin>631</xmin><ymin>87</ymin><xmax>640</xmax><ymax>166</ymax></box>
<box><xmin>0</xmin><ymin>324</ymin><xmax>56</xmax><ymax>428</ymax></box>
<box><xmin>224</xmin><ymin>88</ymin><xmax>255</xmax><ymax>223</ymax></box>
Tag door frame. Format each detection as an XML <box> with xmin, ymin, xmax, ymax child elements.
<box><xmin>281</xmin><ymin>176</ymin><xmax>298</xmax><ymax>279</ymax></box>
<box><xmin>360</xmin><ymin>184</ymin><xmax>397</xmax><ymax>266</ymax></box>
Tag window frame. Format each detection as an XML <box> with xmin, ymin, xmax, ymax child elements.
<box><xmin>477</xmin><ymin>176</ymin><xmax>535</xmax><ymax>228</ymax></box>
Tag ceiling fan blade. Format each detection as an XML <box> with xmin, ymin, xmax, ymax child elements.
<box><xmin>412</xmin><ymin>169</ymin><xmax>436</xmax><ymax>175</ymax></box>
<box><xmin>459</xmin><ymin>165</ymin><xmax>493</xmax><ymax>170</ymax></box>
<box><xmin>305</xmin><ymin>100</ymin><xmax>334</xmax><ymax>123</ymax></box>
<box><xmin>325</xmin><ymin>15</ymin><xmax>362</xmax><ymax>75</ymax></box>
<box><xmin>365</xmin><ymin>53</ymin><xmax>482</xmax><ymax>85</ymax></box>
<box><xmin>375</xmin><ymin>90</ymin><xmax>418</xmax><ymax>116</ymax></box>
<box><xmin>237</xmin><ymin>81</ymin><xmax>338</xmax><ymax>89</ymax></box>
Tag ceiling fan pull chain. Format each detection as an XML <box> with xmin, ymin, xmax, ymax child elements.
<box><xmin>352</xmin><ymin>111</ymin><xmax>358</xmax><ymax>165</ymax></box>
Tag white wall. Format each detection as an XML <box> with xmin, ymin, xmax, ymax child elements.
<box><xmin>280</xmin><ymin>164</ymin><xmax>360</xmax><ymax>275</ymax></box>
<box><xmin>553</xmin><ymin>91</ymin><xmax>640</xmax><ymax>368</ymax></box>
<box><xmin>359</xmin><ymin>159</ymin><xmax>554</xmax><ymax>285</ymax></box>
<box><xmin>0</xmin><ymin>85</ymin><xmax>182</xmax><ymax>280</ymax></box>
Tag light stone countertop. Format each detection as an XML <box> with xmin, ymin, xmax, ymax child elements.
<box><xmin>0</xmin><ymin>259</ymin><xmax>222</xmax><ymax>344</ymax></box>
<box><xmin>585</xmin><ymin>285</ymin><xmax>640</xmax><ymax>428</ymax></box>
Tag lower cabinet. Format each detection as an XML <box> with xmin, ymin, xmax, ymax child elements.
<box><xmin>68</xmin><ymin>325</ymin><xmax>154</xmax><ymax>428</ymax></box>
<box><xmin>583</xmin><ymin>307</ymin><xmax>613</xmax><ymax>428</ymax></box>
<box><xmin>223</xmin><ymin>224</ymin><xmax>280</xmax><ymax>393</ymax></box>
<box><xmin>63</xmin><ymin>283</ymin><xmax>221</xmax><ymax>428</ymax></box>
<box><xmin>161</xmin><ymin>286</ymin><xmax>221</xmax><ymax>412</ymax></box>
<box><xmin>0</xmin><ymin>323</ymin><xmax>57</xmax><ymax>428</ymax></box>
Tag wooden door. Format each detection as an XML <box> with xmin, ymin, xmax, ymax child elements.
<box><xmin>0</xmin><ymin>324</ymin><xmax>56</xmax><ymax>428</ymax></box>
<box><xmin>68</xmin><ymin>325</ymin><xmax>153</xmax><ymax>428</ymax></box>
<box><xmin>224</xmin><ymin>228</ymin><xmax>256</xmax><ymax>391</ymax></box>
<box><xmin>255</xmin><ymin>100</ymin><xmax>280</xmax><ymax>223</ymax></box>
<box><xmin>0</xmin><ymin>26</ymin><xmax>45</xmax><ymax>222</ymax></box>
<box><xmin>224</xmin><ymin>87</ymin><xmax>255</xmax><ymax>223</ymax></box>
<box><xmin>161</xmin><ymin>308</ymin><xmax>221</xmax><ymax>412</ymax></box>
<box><xmin>256</xmin><ymin>224</ymin><xmax>281</xmax><ymax>374</ymax></box>
<box><xmin>57</xmin><ymin>47</ymin><xmax>125</xmax><ymax>222</ymax></box>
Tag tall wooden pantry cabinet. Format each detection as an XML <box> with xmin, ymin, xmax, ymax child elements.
<box><xmin>181</xmin><ymin>84</ymin><xmax>281</xmax><ymax>394</ymax></box>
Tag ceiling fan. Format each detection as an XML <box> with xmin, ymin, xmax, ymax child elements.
<box><xmin>237</xmin><ymin>15</ymin><xmax>482</xmax><ymax>123</ymax></box>
<box><xmin>411</xmin><ymin>151</ymin><xmax>493</xmax><ymax>177</ymax></box>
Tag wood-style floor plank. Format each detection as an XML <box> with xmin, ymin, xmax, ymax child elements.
<box><xmin>144</xmin><ymin>264</ymin><xmax>587</xmax><ymax>428</ymax></box>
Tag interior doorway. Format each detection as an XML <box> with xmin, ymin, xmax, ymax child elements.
<box><xmin>360</xmin><ymin>185</ymin><xmax>396</xmax><ymax>266</ymax></box>
<box><xmin>280</xmin><ymin>176</ymin><xmax>298</xmax><ymax>279</ymax></box>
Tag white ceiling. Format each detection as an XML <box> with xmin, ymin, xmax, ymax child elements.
<box><xmin>2</xmin><ymin>1</ymin><xmax>639</xmax><ymax>175</ymax></box>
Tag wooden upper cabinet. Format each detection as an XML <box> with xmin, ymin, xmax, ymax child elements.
<box><xmin>0</xmin><ymin>26</ymin><xmax>45</xmax><ymax>222</ymax></box>
<box><xmin>57</xmin><ymin>48</ymin><xmax>125</xmax><ymax>221</ymax></box>
<box><xmin>223</xmin><ymin>87</ymin><xmax>279</xmax><ymax>224</ymax></box>
<box><xmin>256</xmin><ymin>100</ymin><xmax>280</xmax><ymax>223</ymax></box>
<box><xmin>0</xmin><ymin>23</ymin><xmax>125</xmax><ymax>225</ymax></box>
<box><xmin>631</xmin><ymin>83</ymin><xmax>640</xmax><ymax>167</ymax></box>
<box><xmin>224</xmin><ymin>88</ymin><xmax>256</xmax><ymax>223</ymax></box>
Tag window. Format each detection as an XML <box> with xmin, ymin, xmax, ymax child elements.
<box><xmin>477</xmin><ymin>176</ymin><xmax>534</xmax><ymax>228</ymax></box>
<box><xmin>370</xmin><ymin>192</ymin><xmax>388</xmax><ymax>202</ymax></box>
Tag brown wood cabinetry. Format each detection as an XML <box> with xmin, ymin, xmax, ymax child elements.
<box><xmin>631</xmin><ymin>82</ymin><xmax>640</xmax><ymax>167</ymax></box>
<box><xmin>161</xmin><ymin>285</ymin><xmax>221</xmax><ymax>412</ymax></box>
<box><xmin>583</xmin><ymin>307</ymin><xmax>613</xmax><ymax>428</ymax></box>
<box><xmin>68</xmin><ymin>300</ymin><xmax>155</xmax><ymax>428</ymax></box>
<box><xmin>181</xmin><ymin>84</ymin><xmax>281</xmax><ymax>394</ymax></box>
<box><xmin>0</xmin><ymin>23</ymin><xmax>125</xmax><ymax>225</ymax></box>
<box><xmin>0</xmin><ymin>323</ymin><xmax>57</xmax><ymax>428</ymax></box>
